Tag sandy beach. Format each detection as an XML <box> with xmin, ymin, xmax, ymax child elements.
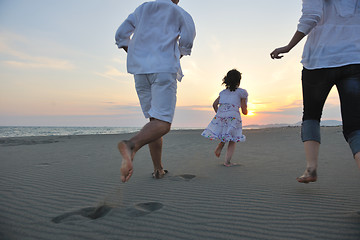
<box><xmin>0</xmin><ymin>126</ymin><xmax>359</xmax><ymax>240</ymax></box>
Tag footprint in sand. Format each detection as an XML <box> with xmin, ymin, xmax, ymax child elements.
<box><xmin>177</xmin><ymin>174</ymin><xmax>196</xmax><ymax>181</ymax></box>
<box><xmin>52</xmin><ymin>205</ymin><xmax>112</xmax><ymax>223</ymax></box>
<box><xmin>126</xmin><ymin>202</ymin><xmax>163</xmax><ymax>217</ymax></box>
<box><xmin>36</xmin><ymin>163</ymin><xmax>51</xmax><ymax>167</ymax></box>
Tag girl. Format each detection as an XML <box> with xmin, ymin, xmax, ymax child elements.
<box><xmin>201</xmin><ymin>69</ymin><xmax>248</xmax><ymax>166</ymax></box>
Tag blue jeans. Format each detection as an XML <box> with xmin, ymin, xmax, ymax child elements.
<box><xmin>301</xmin><ymin>64</ymin><xmax>360</xmax><ymax>155</ymax></box>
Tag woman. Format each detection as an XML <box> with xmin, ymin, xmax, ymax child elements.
<box><xmin>270</xmin><ymin>0</ymin><xmax>360</xmax><ymax>183</ymax></box>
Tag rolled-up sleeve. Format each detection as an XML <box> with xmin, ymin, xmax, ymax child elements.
<box><xmin>115</xmin><ymin>13</ymin><xmax>136</xmax><ymax>49</ymax></box>
<box><xmin>297</xmin><ymin>0</ymin><xmax>323</xmax><ymax>35</ymax></box>
<box><xmin>179</xmin><ymin>11</ymin><xmax>196</xmax><ymax>56</ymax></box>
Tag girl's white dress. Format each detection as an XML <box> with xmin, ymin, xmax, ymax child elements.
<box><xmin>201</xmin><ymin>88</ymin><xmax>248</xmax><ymax>142</ymax></box>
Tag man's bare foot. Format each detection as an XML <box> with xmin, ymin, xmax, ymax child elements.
<box><xmin>152</xmin><ymin>169</ymin><xmax>168</xmax><ymax>179</ymax></box>
<box><xmin>118</xmin><ymin>140</ymin><xmax>135</xmax><ymax>182</ymax></box>
<box><xmin>215</xmin><ymin>142</ymin><xmax>225</xmax><ymax>158</ymax></box>
<box><xmin>296</xmin><ymin>168</ymin><xmax>317</xmax><ymax>184</ymax></box>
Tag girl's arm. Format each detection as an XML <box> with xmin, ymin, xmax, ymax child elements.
<box><xmin>212</xmin><ymin>97</ymin><xmax>220</xmax><ymax>113</ymax></box>
<box><xmin>241</xmin><ymin>98</ymin><xmax>248</xmax><ymax>115</ymax></box>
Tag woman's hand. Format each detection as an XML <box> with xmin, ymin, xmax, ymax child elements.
<box><xmin>270</xmin><ymin>46</ymin><xmax>290</xmax><ymax>59</ymax></box>
<box><xmin>270</xmin><ymin>31</ymin><xmax>306</xmax><ymax>59</ymax></box>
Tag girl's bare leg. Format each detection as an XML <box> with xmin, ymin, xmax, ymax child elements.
<box><xmin>297</xmin><ymin>140</ymin><xmax>319</xmax><ymax>183</ymax></box>
<box><xmin>215</xmin><ymin>142</ymin><xmax>225</xmax><ymax>158</ymax></box>
<box><xmin>224</xmin><ymin>141</ymin><xmax>236</xmax><ymax>166</ymax></box>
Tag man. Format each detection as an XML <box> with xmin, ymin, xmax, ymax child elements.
<box><xmin>115</xmin><ymin>0</ymin><xmax>196</xmax><ymax>182</ymax></box>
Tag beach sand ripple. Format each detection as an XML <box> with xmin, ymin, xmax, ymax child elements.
<box><xmin>1</xmin><ymin>127</ymin><xmax>360</xmax><ymax>240</ymax></box>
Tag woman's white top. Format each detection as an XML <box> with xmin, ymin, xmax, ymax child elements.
<box><xmin>298</xmin><ymin>0</ymin><xmax>360</xmax><ymax>69</ymax></box>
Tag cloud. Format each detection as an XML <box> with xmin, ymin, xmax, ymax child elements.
<box><xmin>0</xmin><ymin>32</ymin><xmax>75</xmax><ymax>70</ymax></box>
<box><xmin>250</xmin><ymin>100</ymin><xmax>274</xmax><ymax>105</ymax></box>
<box><xmin>177</xmin><ymin>105</ymin><xmax>213</xmax><ymax>111</ymax></box>
<box><xmin>182</xmin><ymin>59</ymin><xmax>201</xmax><ymax>76</ymax></box>
<box><xmin>106</xmin><ymin>104</ymin><xmax>142</xmax><ymax>114</ymax></box>
<box><xmin>3</xmin><ymin>59</ymin><xmax>74</xmax><ymax>70</ymax></box>
<box><xmin>256</xmin><ymin>100</ymin><xmax>302</xmax><ymax>115</ymax></box>
<box><xmin>281</xmin><ymin>99</ymin><xmax>303</xmax><ymax>109</ymax></box>
<box><xmin>95</xmin><ymin>66</ymin><xmax>129</xmax><ymax>81</ymax></box>
<box><xmin>0</xmin><ymin>114</ymin><xmax>147</xmax><ymax>127</ymax></box>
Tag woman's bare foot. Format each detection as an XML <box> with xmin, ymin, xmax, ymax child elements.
<box><xmin>215</xmin><ymin>142</ymin><xmax>225</xmax><ymax>158</ymax></box>
<box><xmin>118</xmin><ymin>141</ymin><xmax>135</xmax><ymax>182</ymax></box>
<box><xmin>296</xmin><ymin>168</ymin><xmax>317</xmax><ymax>183</ymax></box>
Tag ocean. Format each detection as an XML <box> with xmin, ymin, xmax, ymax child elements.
<box><xmin>0</xmin><ymin>126</ymin><xmax>143</xmax><ymax>138</ymax></box>
<box><xmin>0</xmin><ymin>120</ymin><xmax>341</xmax><ymax>138</ymax></box>
<box><xmin>0</xmin><ymin>126</ymin><xmax>202</xmax><ymax>138</ymax></box>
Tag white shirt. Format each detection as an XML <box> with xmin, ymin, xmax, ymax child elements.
<box><xmin>297</xmin><ymin>0</ymin><xmax>360</xmax><ymax>69</ymax></box>
<box><xmin>115</xmin><ymin>0</ymin><xmax>196</xmax><ymax>81</ymax></box>
<box><xmin>219</xmin><ymin>88</ymin><xmax>248</xmax><ymax>108</ymax></box>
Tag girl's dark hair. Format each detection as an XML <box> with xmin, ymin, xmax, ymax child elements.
<box><xmin>222</xmin><ymin>69</ymin><xmax>241</xmax><ymax>91</ymax></box>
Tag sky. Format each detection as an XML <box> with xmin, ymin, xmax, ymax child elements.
<box><xmin>0</xmin><ymin>0</ymin><xmax>342</xmax><ymax>128</ymax></box>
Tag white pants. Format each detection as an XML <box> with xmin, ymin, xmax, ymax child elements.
<box><xmin>134</xmin><ymin>73</ymin><xmax>177</xmax><ymax>123</ymax></box>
